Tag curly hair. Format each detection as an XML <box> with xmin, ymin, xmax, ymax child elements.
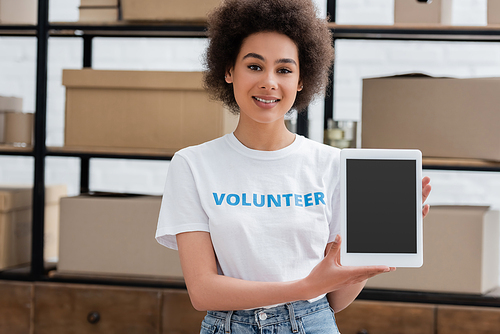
<box><xmin>203</xmin><ymin>0</ymin><xmax>334</xmax><ymax>114</ymax></box>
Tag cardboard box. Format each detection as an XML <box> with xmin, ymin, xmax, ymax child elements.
<box><xmin>80</xmin><ymin>0</ymin><xmax>119</xmax><ymax>6</ymax></box>
<box><xmin>62</xmin><ymin>69</ymin><xmax>238</xmax><ymax>154</ymax></box>
<box><xmin>0</xmin><ymin>0</ymin><xmax>37</xmax><ymax>24</ymax></box>
<box><xmin>365</xmin><ymin>206</ymin><xmax>500</xmax><ymax>294</ymax></box>
<box><xmin>394</xmin><ymin>0</ymin><xmax>452</xmax><ymax>25</ymax></box>
<box><xmin>0</xmin><ymin>185</ymin><xmax>66</xmax><ymax>269</ymax></box>
<box><xmin>4</xmin><ymin>112</ymin><xmax>33</xmax><ymax>147</ymax></box>
<box><xmin>78</xmin><ymin>7</ymin><xmax>119</xmax><ymax>22</ymax></box>
<box><xmin>58</xmin><ymin>194</ymin><xmax>183</xmax><ymax>279</ymax></box>
<box><xmin>0</xmin><ymin>207</ymin><xmax>31</xmax><ymax>270</ymax></box>
<box><xmin>488</xmin><ymin>0</ymin><xmax>500</xmax><ymax>25</ymax></box>
<box><xmin>361</xmin><ymin>75</ymin><xmax>500</xmax><ymax>161</ymax></box>
<box><xmin>0</xmin><ymin>96</ymin><xmax>23</xmax><ymax>142</ymax></box>
<box><xmin>121</xmin><ymin>0</ymin><xmax>220</xmax><ymax>22</ymax></box>
<box><xmin>0</xmin><ymin>96</ymin><xmax>23</xmax><ymax>112</ymax></box>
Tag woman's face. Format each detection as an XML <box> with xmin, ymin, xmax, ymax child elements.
<box><xmin>225</xmin><ymin>31</ymin><xmax>302</xmax><ymax>126</ymax></box>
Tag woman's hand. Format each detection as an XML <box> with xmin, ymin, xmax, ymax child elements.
<box><xmin>304</xmin><ymin>235</ymin><xmax>395</xmax><ymax>299</ymax></box>
<box><xmin>422</xmin><ymin>176</ymin><xmax>432</xmax><ymax>218</ymax></box>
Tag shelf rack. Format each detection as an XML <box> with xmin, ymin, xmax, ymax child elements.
<box><xmin>1</xmin><ymin>0</ymin><xmax>500</xmax><ymax>307</ymax></box>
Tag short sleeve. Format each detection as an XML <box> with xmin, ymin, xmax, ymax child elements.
<box><xmin>328</xmin><ymin>154</ymin><xmax>341</xmax><ymax>243</ymax></box>
<box><xmin>155</xmin><ymin>153</ymin><xmax>210</xmax><ymax>250</ymax></box>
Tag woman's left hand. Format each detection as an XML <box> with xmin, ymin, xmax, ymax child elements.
<box><xmin>422</xmin><ymin>176</ymin><xmax>432</xmax><ymax>218</ymax></box>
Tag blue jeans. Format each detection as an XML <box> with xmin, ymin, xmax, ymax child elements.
<box><xmin>200</xmin><ymin>297</ymin><xmax>340</xmax><ymax>334</ymax></box>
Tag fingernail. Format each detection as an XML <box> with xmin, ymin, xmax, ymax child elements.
<box><xmin>334</xmin><ymin>235</ymin><xmax>340</xmax><ymax>243</ymax></box>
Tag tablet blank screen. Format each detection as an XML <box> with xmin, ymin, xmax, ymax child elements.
<box><xmin>346</xmin><ymin>159</ymin><xmax>417</xmax><ymax>254</ymax></box>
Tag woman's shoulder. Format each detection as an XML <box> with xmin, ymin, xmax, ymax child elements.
<box><xmin>299</xmin><ymin>136</ymin><xmax>341</xmax><ymax>156</ymax></box>
<box><xmin>174</xmin><ymin>134</ymin><xmax>231</xmax><ymax>161</ymax></box>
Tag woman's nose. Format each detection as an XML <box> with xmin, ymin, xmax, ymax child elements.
<box><xmin>259</xmin><ymin>71</ymin><xmax>278</xmax><ymax>90</ymax></box>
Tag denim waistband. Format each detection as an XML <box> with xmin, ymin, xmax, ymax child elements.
<box><xmin>206</xmin><ymin>296</ymin><xmax>330</xmax><ymax>329</ymax></box>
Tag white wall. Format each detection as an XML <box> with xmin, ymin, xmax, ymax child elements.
<box><xmin>1</xmin><ymin>0</ymin><xmax>500</xmax><ymax>283</ymax></box>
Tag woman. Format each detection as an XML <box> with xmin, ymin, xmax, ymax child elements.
<box><xmin>156</xmin><ymin>0</ymin><xmax>432</xmax><ymax>332</ymax></box>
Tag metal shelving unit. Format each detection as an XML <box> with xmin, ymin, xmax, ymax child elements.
<box><xmin>1</xmin><ymin>0</ymin><xmax>500</xmax><ymax>307</ymax></box>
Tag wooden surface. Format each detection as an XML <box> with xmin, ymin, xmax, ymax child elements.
<box><xmin>162</xmin><ymin>289</ymin><xmax>206</xmax><ymax>334</ymax></box>
<box><xmin>335</xmin><ymin>300</ymin><xmax>435</xmax><ymax>334</ymax></box>
<box><xmin>0</xmin><ymin>281</ymin><xmax>32</xmax><ymax>334</ymax></box>
<box><xmin>437</xmin><ymin>305</ymin><xmax>500</xmax><ymax>334</ymax></box>
<box><xmin>33</xmin><ymin>282</ymin><xmax>162</xmax><ymax>334</ymax></box>
<box><xmin>422</xmin><ymin>157</ymin><xmax>500</xmax><ymax>169</ymax></box>
<box><xmin>47</xmin><ymin>145</ymin><xmax>176</xmax><ymax>158</ymax></box>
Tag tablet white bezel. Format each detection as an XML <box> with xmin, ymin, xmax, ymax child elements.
<box><xmin>339</xmin><ymin>148</ymin><xmax>423</xmax><ymax>268</ymax></box>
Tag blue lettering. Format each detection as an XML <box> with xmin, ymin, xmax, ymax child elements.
<box><xmin>314</xmin><ymin>192</ymin><xmax>325</xmax><ymax>205</ymax></box>
<box><xmin>242</xmin><ymin>193</ymin><xmax>252</xmax><ymax>206</ymax></box>
<box><xmin>294</xmin><ymin>194</ymin><xmax>303</xmax><ymax>207</ymax></box>
<box><xmin>304</xmin><ymin>193</ymin><xmax>313</xmax><ymax>207</ymax></box>
<box><xmin>267</xmin><ymin>194</ymin><xmax>281</xmax><ymax>207</ymax></box>
<box><xmin>213</xmin><ymin>193</ymin><xmax>225</xmax><ymax>205</ymax></box>
<box><xmin>214</xmin><ymin>192</ymin><xmax>325</xmax><ymax>207</ymax></box>
<box><xmin>226</xmin><ymin>194</ymin><xmax>240</xmax><ymax>206</ymax></box>
<box><xmin>253</xmin><ymin>194</ymin><xmax>265</xmax><ymax>207</ymax></box>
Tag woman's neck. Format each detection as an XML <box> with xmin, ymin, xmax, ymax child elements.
<box><xmin>233</xmin><ymin>119</ymin><xmax>296</xmax><ymax>151</ymax></box>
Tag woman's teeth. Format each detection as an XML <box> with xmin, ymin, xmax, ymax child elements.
<box><xmin>254</xmin><ymin>97</ymin><xmax>279</xmax><ymax>103</ymax></box>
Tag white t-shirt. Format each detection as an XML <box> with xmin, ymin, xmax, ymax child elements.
<box><xmin>156</xmin><ymin>133</ymin><xmax>341</xmax><ymax>303</ymax></box>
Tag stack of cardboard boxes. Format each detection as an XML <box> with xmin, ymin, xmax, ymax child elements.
<box><xmin>77</xmin><ymin>0</ymin><xmax>222</xmax><ymax>23</ymax></box>
<box><xmin>360</xmin><ymin>77</ymin><xmax>500</xmax><ymax>296</ymax></box>
<box><xmin>366</xmin><ymin>2</ymin><xmax>500</xmax><ymax>295</ymax></box>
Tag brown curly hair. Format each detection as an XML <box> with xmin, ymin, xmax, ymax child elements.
<box><xmin>203</xmin><ymin>0</ymin><xmax>334</xmax><ymax>114</ymax></box>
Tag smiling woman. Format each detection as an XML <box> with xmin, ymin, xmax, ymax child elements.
<box><xmin>154</xmin><ymin>0</ymin><xmax>431</xmax><ymax>333</ymax></box>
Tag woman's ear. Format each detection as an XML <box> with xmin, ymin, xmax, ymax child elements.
<box><xmin>297</xmin><ymin>79</ymin><xmax>303</xmax><ymax>92</ymax></box>
<box><xmin>225</xmin><ymin>68</ymin><xmax>234</xmax><ymax>84</ymax></box>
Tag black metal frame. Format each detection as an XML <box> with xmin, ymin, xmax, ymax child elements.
<box><xmin>1</xmin><ymin>0</ymin><xmax>500</xmax><ymax>307</ymax></box>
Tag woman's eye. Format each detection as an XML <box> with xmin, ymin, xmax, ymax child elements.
<box><xmin>248</xmin><ymin>65</ymin><xmax>261</xmax><ymax>71</ymax></box>
<box><xmin>278</xmin><ymin>68</ymin><xmax>292</xmax><ymax>74</ymax></box>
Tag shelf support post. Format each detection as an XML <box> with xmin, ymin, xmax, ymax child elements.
<box><xmin>32</xmin><ymin>0</ymin><xmax>50</xmax><ymax>279</ymax></box>
<box><xmin>79</xmin><ymin>35</ymin><xmax>94</xmax><ymax>194</ymax></box>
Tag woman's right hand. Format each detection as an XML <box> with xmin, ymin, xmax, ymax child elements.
<box><xmin>303</xmin><ymin>235</ymin><xmax>395</xmax><ymax>298</ymax></box>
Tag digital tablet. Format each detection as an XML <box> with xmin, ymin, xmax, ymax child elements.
<box><xmin>340</xmin><ymin>149</ymin><xmax>423</xmax><ymax>267</ymax></box>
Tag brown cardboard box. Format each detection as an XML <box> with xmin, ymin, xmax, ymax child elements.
<box><xmin>0</xmin><ymin>185</ymin><xmax>67</xmax><ymax>269</ymax></box>
<box><xmin>0</xmin><ymin>96</ymin><xmax>23</xmax><ymax>144</ymax></box>
<box><xmin>121</xmin><ymin>0</ymin><xmax>220</xmax><ymax>22</ymax></box>
<box><xmin>0</xmin><ymin>0</ymin><xmax>37</xmax><ymax>24</ymax></box>
<box><xmin>488</xmin><ymin>0</ymin><xmax>500</xmax><ymax>25</ymax></box>
<box><xmin>4</xmin><ymin>112</ymin><xmax>33</xmax><ymax>147</ymax></box>
<box><xmin>58</xmin><ymin>194</ymin><xmax>183</xmax><ymax>279</ymax></box>
<box><xmin>394</xmin><ymin>0</ymin><xmax>452</xmax><ymax>25</ymax></box>
<box><xmin>365</xmin><ymin>206</ymin><xmax>500</xmax><ymax>294</ymax></box>
<box><xmin>361</xmin><ymin>75</ymin><xmax>500</xmax><ymax>161</ymax></box>
<box><xmin>80</xmin><ymin>0</ymin><xmax>118</xmax><ymax>6</ymax></box>
<box><xmin>78</xmin><ymin>6</ymin><xmax>119</xmax><ymax>22</ymax></box>
<box><xmin>0</xmin><ymin>96</ymin><xmax>22</xmax><ymax>112</ymax></box>
<box><xmin>62</xmin><ymin>69</ymin><xmax>238</xmax><ymax>155</ymax></box>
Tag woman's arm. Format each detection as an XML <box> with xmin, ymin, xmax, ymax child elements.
<box><xmin>177</xmin><ymin>231</ymin><xmax>391</xmax><ymax>311</ymax></box>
